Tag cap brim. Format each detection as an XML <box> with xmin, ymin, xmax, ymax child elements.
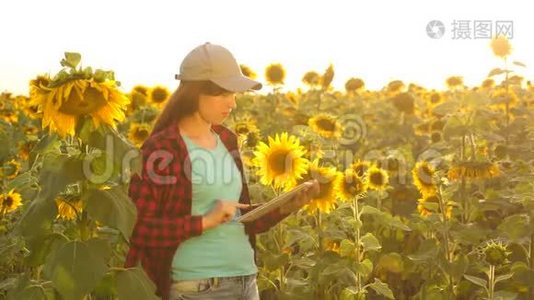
<box><xmin>210</xmin><ymin>76</ymin><xmax>262</xmax><ymax>92</ymax></box>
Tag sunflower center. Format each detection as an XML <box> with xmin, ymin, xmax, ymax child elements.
<box><xmin>370</xmin><ymin>172</ymin><xmax>384</xmax><ymax>186</ymax></box>
<box><xmin>59</xmin><ymin>86</ymin><xmax>107</xmax><ymax>116</ymax></box>
<box><xmin>135</xmin><ymin>128</ymin><xmax>149</xmax><ymax>140</ymax></box>
<box><xmin>269</xmin><ymin>150</ymin><xmax>293</xmax><ymax>175</ymax></box>
<box><xmin>316</xmin><ymin>119</ymin><xmax>336</xmax><ymax>131</ymax></box>
<box><xmin>417</xmin><ymin>165</ymin><xmax>434</xmax><ymax>185</ymax></box>
<box><xmin>3</xmin><ymin>196</ymin><xmax>13</xmax><ymax>207</ymax></box>
<box><xmin>151</xmin><ymin>89</ymin><xmax>168</xmax><ymax>103</ymax></box>
<box><xmin>236</xmin><ymin>125</ymin><xmax>249</xmax><ymax>135</ymax></box>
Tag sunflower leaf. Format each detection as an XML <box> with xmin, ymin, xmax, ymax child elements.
<box><xmin>360</xmin><ymin>232</ymin><xmax>382</xmax><ymax>252</ymax></box>
<box><xmin>43</xmin><ymin>239</ymin><xmax>110</xmax><ymax>300</ymax></box>
<box><xmin>512</xmin><ymin>61</ymin><xmax>526</xmax><ymax>67</ymax></box>
<box><xmin>84</xmin><ymin>185</ymin><xmax>137</xmax><ymax>240</ymax></box>
<box><xmin>463</xmin><ymin>274</ymin><xmax>488</xmax><ymax>288</ymax></box>
<box><xmin>367</xmin><ymin>278</ymin><xmax>395</xmax><ymax>299</ymax></box>
<box><xmin>115</xmin><ymin>267</ymin><xmax>159</xmax><ymax>300</ymax></box>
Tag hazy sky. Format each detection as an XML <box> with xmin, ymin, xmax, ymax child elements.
<box><xmin>1</xmin><ymin>0</ymin><xmax>532</xmax><ymax>95</ymax></box>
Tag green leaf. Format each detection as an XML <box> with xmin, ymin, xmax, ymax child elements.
<box><xmin>442</xmin><ymin>116</ymin><xmax>468</xmax><ymax>140</ymax></box>
<box><xmin>360</xmin><ymin>233</ymin><xmax>381</xmax><ymax>252</ymax></box>
<box><xmin>38</xmin><ymin>153</ymin><xmax>85</xmax><ymax>200</ymax></box>
<box><xmin>494</xmin><ymin>273</ymin><xmax>514</xmax><ymax>283</ymax></box>
<box><xmin>84</xmin><ymin>185</ymin><xmax>137</xmax><ymax>240</ymax></box>
<box><xmin>512</xmin><ymin>61</ymin><xmax>526</xmax><ymax>67</ymax></box>
<box><xmin>493</xmin><ymin>290</ymin><xmax>518</xmax><ymax>300</ymax></box>
<box><xmin>29</xmin><ymin>134</ymin><xmax>59</xmax><ymax>165</ymax></box>
<box><xmin>368</xmin><ymin>278</ymin><xmax>395</xmax><ymax>299</ymax></box>
<box><xmin>432</xmin><ymin>101</ymin><xmax>460</xmax><ymax>117</ymax></box>
<box><xmin>61</xmin><ymin>52</ymin><xmax>82</xmax><ymax>69</ymax></box>
<box><xmin>24</xmin><ymin>233</ymin><xmax>68</xmax><ymax>267</ymax></box>
<box><xmin>354</xmin><ymin>258</ymin><xmax>373</xmax><ymax>277</ymax></box>
<box><xmin>488</xmin><ymin>68</ymin><xmax>506</xmax><ymax>77</ymax></box>
<box><xmin>339</xmin><ymin>239</ymin><xmax>356</xmax><ymax>257</ymax></box>
<box><xmin>407</xmin><ymin>239</ymin><xmax>439</xmax><ymax>262</ymax></box>
<box><xmin>17</xmin><ymin>194</ymin><xmax>58</xmax><ymax>240</ymax></box>
<box><xmin>115</xmin><ymin>268</ymin><xmax>159</xmax><ymax>300</ymax></box>
<box><xmin>43</xmin><ymin>239</ymin><xmax>111</xmax><ymax>300</ymax></box>
<box><xmin>360</xmin><ymin>205</ymin><xmax>382</xmax><ymax>216</ymax></box>
<box><xmin>464</xmin><ymin>274</ymin><xmax>488</xmax><ymax>288</ymax></box>
<box><xmin>385</xmin><ymin>216</ymin><xmax>411</xmax><ymax>231</ymax></box>
<box><xmin>497</xmin><ymin>214</ymin><xmax>533</xmax><ymax>242</ymax></box>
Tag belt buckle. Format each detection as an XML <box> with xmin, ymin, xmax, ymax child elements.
<box><xmin>211</xmin><ymin>277</ymin><xmax>220</xmax><ymax>288</ymax></box>
<box><xmin>173</xmin><ymin>278</ymin><xmax>210</xmax><ymax>293</ymax></box>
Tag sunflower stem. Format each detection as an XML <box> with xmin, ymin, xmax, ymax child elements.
<box><xmin>504</xmin><ymin>57</ymin><xmax>510</xmax><ymax>147</ymax></box>
<box><xmin>488</xmin><ymin>264</ymin><xmax>496</xmax><ymax>300</ymax></box>
<box><xmin>352</xmin><ymin>196</ymin><xmax>363</xmax><ymax>292</ymax></box>
<box><xmin>437</xmin><ymin>186</ymin><xmax>454</xmax><ymax>296</ymax></box>
<box><xmin>530</xmin><ymin>234</ymin><xmax>534</xmax><ymax>299</ymax></box>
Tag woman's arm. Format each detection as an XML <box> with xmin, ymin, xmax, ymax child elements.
<box><xmin>128</xmin><ymin>171</ymin><xmax>204</xmax><ymax>248</ymax></box>
<box><xmin>128</xmin><ymin>145</ymin><xmax>203</xmax><ymax>248</ymax></box>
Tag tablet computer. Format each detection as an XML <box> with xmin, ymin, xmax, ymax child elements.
<box><xmin>236</xmin><ymin>182</ymin><xmax>311</xmax><ymax>223</ymax></box>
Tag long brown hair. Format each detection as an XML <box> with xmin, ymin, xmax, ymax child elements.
<box><xmin>150</xmin><ymin>80</ymin><xmax>230</xmax><ymax>136</ymax></box>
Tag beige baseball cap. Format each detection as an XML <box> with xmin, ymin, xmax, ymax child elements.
<box><xmin>175</xmin><ymin>42</ymin><xmax>262</xmax><ymax>92</ymax></box>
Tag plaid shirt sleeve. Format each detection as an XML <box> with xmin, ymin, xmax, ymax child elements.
<box><xmin>128</xmin><ymin>143</ymin><xmax>203</xmax><ymax>248</ymax></box>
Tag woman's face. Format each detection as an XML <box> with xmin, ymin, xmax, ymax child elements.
<box><xmin>197</xmin><ymin>91</ymin><xmax>236</xmax><ymax>124</ymax></box>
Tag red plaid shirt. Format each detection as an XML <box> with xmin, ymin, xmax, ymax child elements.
<box><xmin>124</xmin><ymin>121</ymin><xmax>290</xmax><ymax>300</ymax></box>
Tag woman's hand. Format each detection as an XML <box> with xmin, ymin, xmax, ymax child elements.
<box><xmin>202</xmin><ymin>200</ymin><xmax>250</xmax><ymax>230</ymax></box>
<box><xmin>279</xmin><ymin>179</ymin><xmax>320</xmax><ymax>215</ymax></box>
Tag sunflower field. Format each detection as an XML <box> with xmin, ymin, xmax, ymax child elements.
<box><xmin>1</xmin><ymin>37</ymin><xmax>534</xmax><ymax>300</ymax></box>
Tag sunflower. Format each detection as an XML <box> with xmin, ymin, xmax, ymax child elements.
<box><xmin>128</xmin><ymin>122</ymin><xmax>151</xmax><ymax>147</ymax></box>
<box><xmin>308</xmin><ymin>113</ymin><xmax>343</xmax><ymax>139</ymax></box>
<box><xmin>412</xmin><ymin>161</ymin><xmax>437</xmax><ymax>196</ymax></box>
<box><xmin>482</xmin><ymin>240</ymin><xmax>510</xmax><ymax>266</ymax></box>
<box><xmin>285</xmin><ymin>91</ymin><xmax>300</xmax><ymax>107</ymax></box>
<box><xmin>391</xmin><ymin>93</ymin><xmax>415</xmax><ymax>114</ymax></box>
<box><xmin>448</xmin><ymin>161</ymin><xmax>500</xmax><ymax>181</ymax></box>
<box><xmin>240</xmin><ymin>64</ymin><xmax>257</xmax><ymax>80</ymax></box>
<box><xmin>31</xmin><ymin>77</ymin><xmax>129</xmax><ymax>137</ymax></box>
<box><xmin>265</xmin><ymin>63</ymin><xmax>285</xmax><ymax>85</ymax></box>
<box><xmin>128</xmin><ymin>85</ymin><xmax>149</xmax><ymax>113</ymax></box>
<box><xmin>335</xmin><ymin>169</ymin><xmax>367</xmax><ymax>201</ymax></box>
<box><xmin>19</xmin><ymin>140</ymin><xmax>37</xmax><ymax>161</ymax></box>
<box><xmin>252</xmin><ymin>132</ymin><xmax>309</xmax><ymax>191</ymax></box>
<box><xmin>0</xmin><ymin>189</ymin><xmax>22</xmax><ymax>214</ymax></box>
<box><xmin>428</xmin><ymin>92</ymin><xmax>443</xmax><ymax>106</ymax></box>
<box><xmin>1</xmin><ymin>159</ymin><xmax>21</xmax><ymax>179</ymax></box>
<box><xmin>149</xmin><ymin>86</ymin><xmax>170</xmax><ymax>106</ymax></box>
<box><xmin>302</xmin><ymin>71</ymin><xmax>321</xmax><ymax>88</ymax></box>
<box><xmin>351</xmin><ymin>160</ymin><xmax>371</xmax><ymax>178</ymax></box>
<box><xmin>55</xmin><ymin>196</ymin><xmax>83</xmax><ymax>221</ymax></box>
<box><xmin>302</xmin><ymin>160</ymin><xmax>340</xmax><ymax>214</ymax></box>
<box><xmin>416</xmin><ymin>194</ymin><xmax>452</xmax><ymax>219</ymax></box>
<box><xmin>490</xmin><ymin>35</ymin><xmax>512</xmax><ymax>59</ymax></box>
<box><xmin>446</xmin><ymin>76</ymin><xmax>463</xmax><ymax>89</ymax></box>
<box><xmin>482</xmin><ymin>78</ymin><xmax>495</xmax><ymax>89</ymax></box>
<box><xmin>345</xmin><ymin>78</ymin><xmax>365</xmax><ymax>93</ymax></box>
<box><xmin>387</xmin><ymin>80</ymin><xmax>405</xmax><ymax>94</ymax></box>
<box><xmin>0</xmin><ymin>109</ymin><xmax>18</xmax><ymax>124</ymax></box>
<box><xmin>234</xmin><ymin>117</ymin><xmax>261</xmax><ymax>147</ymax></box>
<box><xmin>366</xmin><ymin>165</ymin><xmax>389</xmax><ymax>191</ymax></box>
<box><xmin>430</xmin><ymin>131</ymin><xmax>442</xmax><ymax>143</ymax></box>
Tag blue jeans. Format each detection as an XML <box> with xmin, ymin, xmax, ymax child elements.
<box><xmin>170</xmin><ymin>273</ymin><xmax>260</xmax><ymax>300</ymax></box>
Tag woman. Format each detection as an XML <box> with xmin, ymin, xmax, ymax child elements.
<box><xmin>124</xmin><ymin>42</ymin><xmax>319</xmax><ymax>300</ymax></box>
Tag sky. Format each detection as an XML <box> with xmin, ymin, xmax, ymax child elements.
<box><xmin>0</xmin><ymin>0</ymin><xmax>532</xmax><ymax>95</ymax></box>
